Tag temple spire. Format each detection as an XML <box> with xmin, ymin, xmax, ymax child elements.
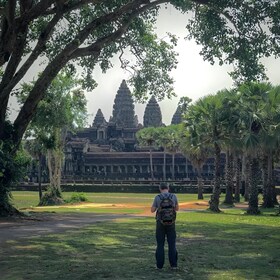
<box><xmin>143</xmin><ymin>96</ymin><xmax>162</xmax><ymax>127</ymax></box>
<box><xmin>111</xmin><ymin>80</ymin><xmax>137</xmax><ymax>128</ymax></box>
<box><xmin>171</xmin><ymin>106</ymin><xmax>182</xmax><ymax>125</ymax></box>
<box><xmin>92</xmin><ymin>109</ymin><xmax>106</xmax><ymax>126</ymax></box>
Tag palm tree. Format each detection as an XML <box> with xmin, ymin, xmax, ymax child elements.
<box><xmin>259</xmin><ymin>85</ymin><xmax>280</xmax><ymax>208</ymax></box>
<box><xmin>219</xmin><ymin>89</ymin><xmax>242</xmax><ymax>205</ymax></box>
<box><xmin>136</xmin><ymin>127</ymin><xmax>158</xmax><ymax>180</ymax></box>
<box><xmin>238</xmin><ymin>82</ymin><xmax>273</xmax><ymax>214</ymax></box>
<box><xmin>155</xmin><ymin>127</ymin><xmax>170</xmax><ymax>181</ymax></box>
<box><xmin>164</xmin><ymin>125</ymin><xmax>181</xmax><ymax>180</ymax></box>
<box><xmin>184</xmin><ymin>93</ymin><xmax>226</xmax><ymax>212</ymax></box>
<box><xmin>179</xmin><ymin>127</ymin><xmax>210</xmax><ymax>200</ymax></box>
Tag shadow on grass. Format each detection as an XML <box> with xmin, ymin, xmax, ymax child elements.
<box><xmin>177</xmin><ymin>212</ymin><xmax>280</xmax><ymax>280</ymax></box>
<box><xmin>0</xmin><ymin>212</ymin><xmax>279</xmax><ymax>280</ymax></box>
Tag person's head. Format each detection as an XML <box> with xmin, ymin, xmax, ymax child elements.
<box><xmin>159</xmin><ymin>182</ymin><xmax>169</xmax><ymax>192</ymax></box>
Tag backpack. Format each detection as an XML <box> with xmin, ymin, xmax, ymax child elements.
<box><xmin>157</xmin><ymin>194</ymin><xmax>176</xmax><ymax>225</ymax></box>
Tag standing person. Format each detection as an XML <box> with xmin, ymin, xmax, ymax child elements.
<box><xmin>151</xmin><ymin>182</ymin><xmax>179</xmax><ymax>270</ymax></box>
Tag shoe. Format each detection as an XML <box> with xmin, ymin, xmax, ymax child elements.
<box><xmin>170</xmin><ymin>267</ymin><xmax>178</xmax><ymax>271</ymax></box>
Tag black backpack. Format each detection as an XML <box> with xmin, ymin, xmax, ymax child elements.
<box><xmin>157</xmin><ymin>193</ymin><xmax>176</xmax><ymax>225</ymax></box>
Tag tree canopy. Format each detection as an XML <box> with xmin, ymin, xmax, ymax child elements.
<box><xmin>1</xmin><ymin>0</ymin><xmax>280</xmax><ymax>149</ymax></box>
<box><xmin>181</xmin><ymin>81</ymin><xmax>280</xmax><ymax>213</ymax></box>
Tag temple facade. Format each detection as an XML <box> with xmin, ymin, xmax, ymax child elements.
<box><xmin>63</xmin><ymin>80</ymin><xmax>217</xmax><ymax>181</ymax></box>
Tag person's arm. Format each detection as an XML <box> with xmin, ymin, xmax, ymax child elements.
<box><xmin>151</xmin><ymin>196</ymin><xmax>158</xmax><ymax>213</ymax></box>
<box><xmin>151</xmin><ymin>206</ymin><xmax>157</xmax><ymax>213</ymax></box>
<box><xmin>174</xmin><ymin>195</ymin><xmax>179</xmax><ymax>211</ymax></box>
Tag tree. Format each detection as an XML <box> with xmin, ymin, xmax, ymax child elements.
<box><xmin>24</xmin><ymin>139</ymin><xmax>46</xmax><ymax>200</ymax></box>
<box><xmin>0</xmin><ymin>138</ymin><xmax>31</xmax><ymax>216</ymax></box>
<box><xmin>19</xmin><ymin>72</ymin><xmax>87</xmax><ymax>205</ymax></box>
<box><xmin>162</xmin><ymin>125</ymin><xmax>181</xmax><ymax>180</ymax></box>
<box><xmin>136</xmin><ymin>127</ymin><xmax>158</xmax><ymax>180</ymax></box>
<box><xmin>179</xmin><ymin>126</ymin><xmax>210</xmax><ymax>200</ymax></box>
<box><xmin>184</xmin><ymin>93</ymin><xmax>226</xmax><ymax>212</ymax></box>
<box><xmin>237</xmin><ymin>82</ymin><xmax>273</xmax><ymax>214</ymax></box>
<box><xmin>259</xmin><ymin>85</ymin><xmax>280</xmax><ymax>208</ymax></box>
<box><xmin>155</xmin><ymin>126</ymin><xmax>170</xmax><ymax>181</ymax></box>
<box><xmin>218</xmin><ymin>89</ymin><xmax>241</xmax><ymax>206</ymax></box>
<box><xmin>0</xmin><ymin>1</ymin><xmax>279</xmax><ymax>215</ymax></box>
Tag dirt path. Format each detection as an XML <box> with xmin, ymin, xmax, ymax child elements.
<box><xmin>0</xmin><ymin>213</ymin><xmax>143</xmax><ymax>245</ymax></box>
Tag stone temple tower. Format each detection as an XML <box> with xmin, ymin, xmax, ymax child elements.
<box><xmin>171</xmin><ymin>106</ymin><xmax>182</xmax><ymax>125</ymax></box>
<box><xmin>92</xmin><ymin>109</ymin><xmax>107</xmax><ymax>126</ymax></box>
<box><xmin>111</xmin><ymin>80</ymin><xmax>137</xmax><ymax>128</ymax></box>
<box><xmin>143</xmin><ymin>96</ymin><xmax>162</xmax><ymax>127</ymax></box>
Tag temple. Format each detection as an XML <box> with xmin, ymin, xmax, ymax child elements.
<box><xmin>63</xmin><ymin>80</ymin><xmax>216</xmax><ymax>181</ymax></box>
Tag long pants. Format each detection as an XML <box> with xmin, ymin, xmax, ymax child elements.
<box><xmin>155</xmin><ymin>220</ymin><xmax>178</xmax><ymax>269</ymax></box>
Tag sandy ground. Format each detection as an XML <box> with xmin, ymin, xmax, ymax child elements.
<box><xmin>0</xmin><ymin>201</ymin><xmax>246</xmax><ymax>245</ymax></box>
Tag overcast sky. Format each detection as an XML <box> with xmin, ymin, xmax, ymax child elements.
<box><xmin>9</xmin><ymin>5</ymin><xmax>280</xmax><ymax>126</ymax></box>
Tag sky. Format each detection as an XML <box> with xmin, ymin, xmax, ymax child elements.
<box><xmin>9</xmin><ymin>5</ymin><xmax>280</xmax><ymax>126</ymax></box>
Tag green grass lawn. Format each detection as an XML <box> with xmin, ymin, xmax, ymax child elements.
<box><xmin>12</xmin><ymin>191</ymin><xmax>213</xmax><ymax>209</ymax></box>
<box><xmin>11</xmin><ymin>191</ymin><xmax>215</xmax><ymax>214</ymax></box>
<box><xmin>1</xmin><ymin>211</ymin><xmax>279</xmax><ymax>280</ymax></box>
<box><xmin>1</xmin><ymin>192</ymin><xmax>279</xmax><ymax>279</ymax></box>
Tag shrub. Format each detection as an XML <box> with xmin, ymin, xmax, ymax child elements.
<box><xmin>66</xmin><ymin>192</ymin><xmax>89</xmax><ymax>204</ymax></box>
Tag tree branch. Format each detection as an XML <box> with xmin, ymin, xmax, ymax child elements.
<box><xmin>18</xmin><ymin>0</ymin><xmax>55</xmax><ymax>24</ymax></box>
<box><xmin>0</xmin><ymin>13</ymin><xmax>62</xmax><ymax>108</ymax></box>
<box><xmin>0</xmin><ymin>0</ymin><xmax>16</xmax><ymax>66</ymax></box>
<box><xmin>20</xmin><ymin>0</ymin><xmax>33</xmax><ymax>14</ymax></box>
<box><xmin>43</xmin><ymin>0</ymin><xmax>102</xmax><ymax>16</ymax></box>
<box><xmin>0</xmin><ymin>23</ymin><xmax>29</xmax><ymax>127</ymax></box>
<box><xmin>12</xmin><ymin>0</ymin><xmax>168</xmax><ymax>147</ymax></box>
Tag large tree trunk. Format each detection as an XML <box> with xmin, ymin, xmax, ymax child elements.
<box><xmin>0</xmin><ymin>182</ymin><xmax>21</xmax><ymax>217</ymax></box>
<box><xmin>224</xmin><ymin>150</ymin><xmax>234</xmax><ymax>205</ymax></box>
<box><xmin>39</xmin><ymin>147</ymin><xmax>64</xmax><ymax>206</ymax></box>
<box><xmin>247</xmin><ymin>157</ymin><xmax>260</xmax><ymax>215</ymax></box>
<box><xmin>234</xmin><ymin>156</ymin><xmax>242</xmax><ymax>203</ymax></box>
<box><xmin>0</xmin><ymin>136</ymin><xmax>22</xmax><ymax>216</ymax></box>
<box><xmin>262</xmin><ymin>151</ymin><xmax>277</xmax><ymax>208</ymax></box>
<box><xmin>209</xmin><ymin>143</ymin><xmax>221</xmax><ymax>212</ymax></box>
<box><xmin>47</xmin><ymin>148</ymin><xmax>62</xmax><ymax>195</ymax></box>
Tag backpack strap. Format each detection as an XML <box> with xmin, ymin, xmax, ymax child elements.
<box><xmin>159</xmin><ymin>193</ymin><xmax>173</xmax><ymax>199</ymax></box>
<box><xmin>158</xmin><ymin>193</ymin><xmax>174</xmax><ymax>206</ymax></box>
<box><xmin>161</xmin><ymin>193</ymin><xmax>174</xmax><ymax>200</ymax></box>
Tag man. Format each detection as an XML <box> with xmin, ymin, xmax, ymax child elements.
<box><xmin>151</xmin><ymin>182</ymin><xmax>179</xmax><ymax>270</ymax></box>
